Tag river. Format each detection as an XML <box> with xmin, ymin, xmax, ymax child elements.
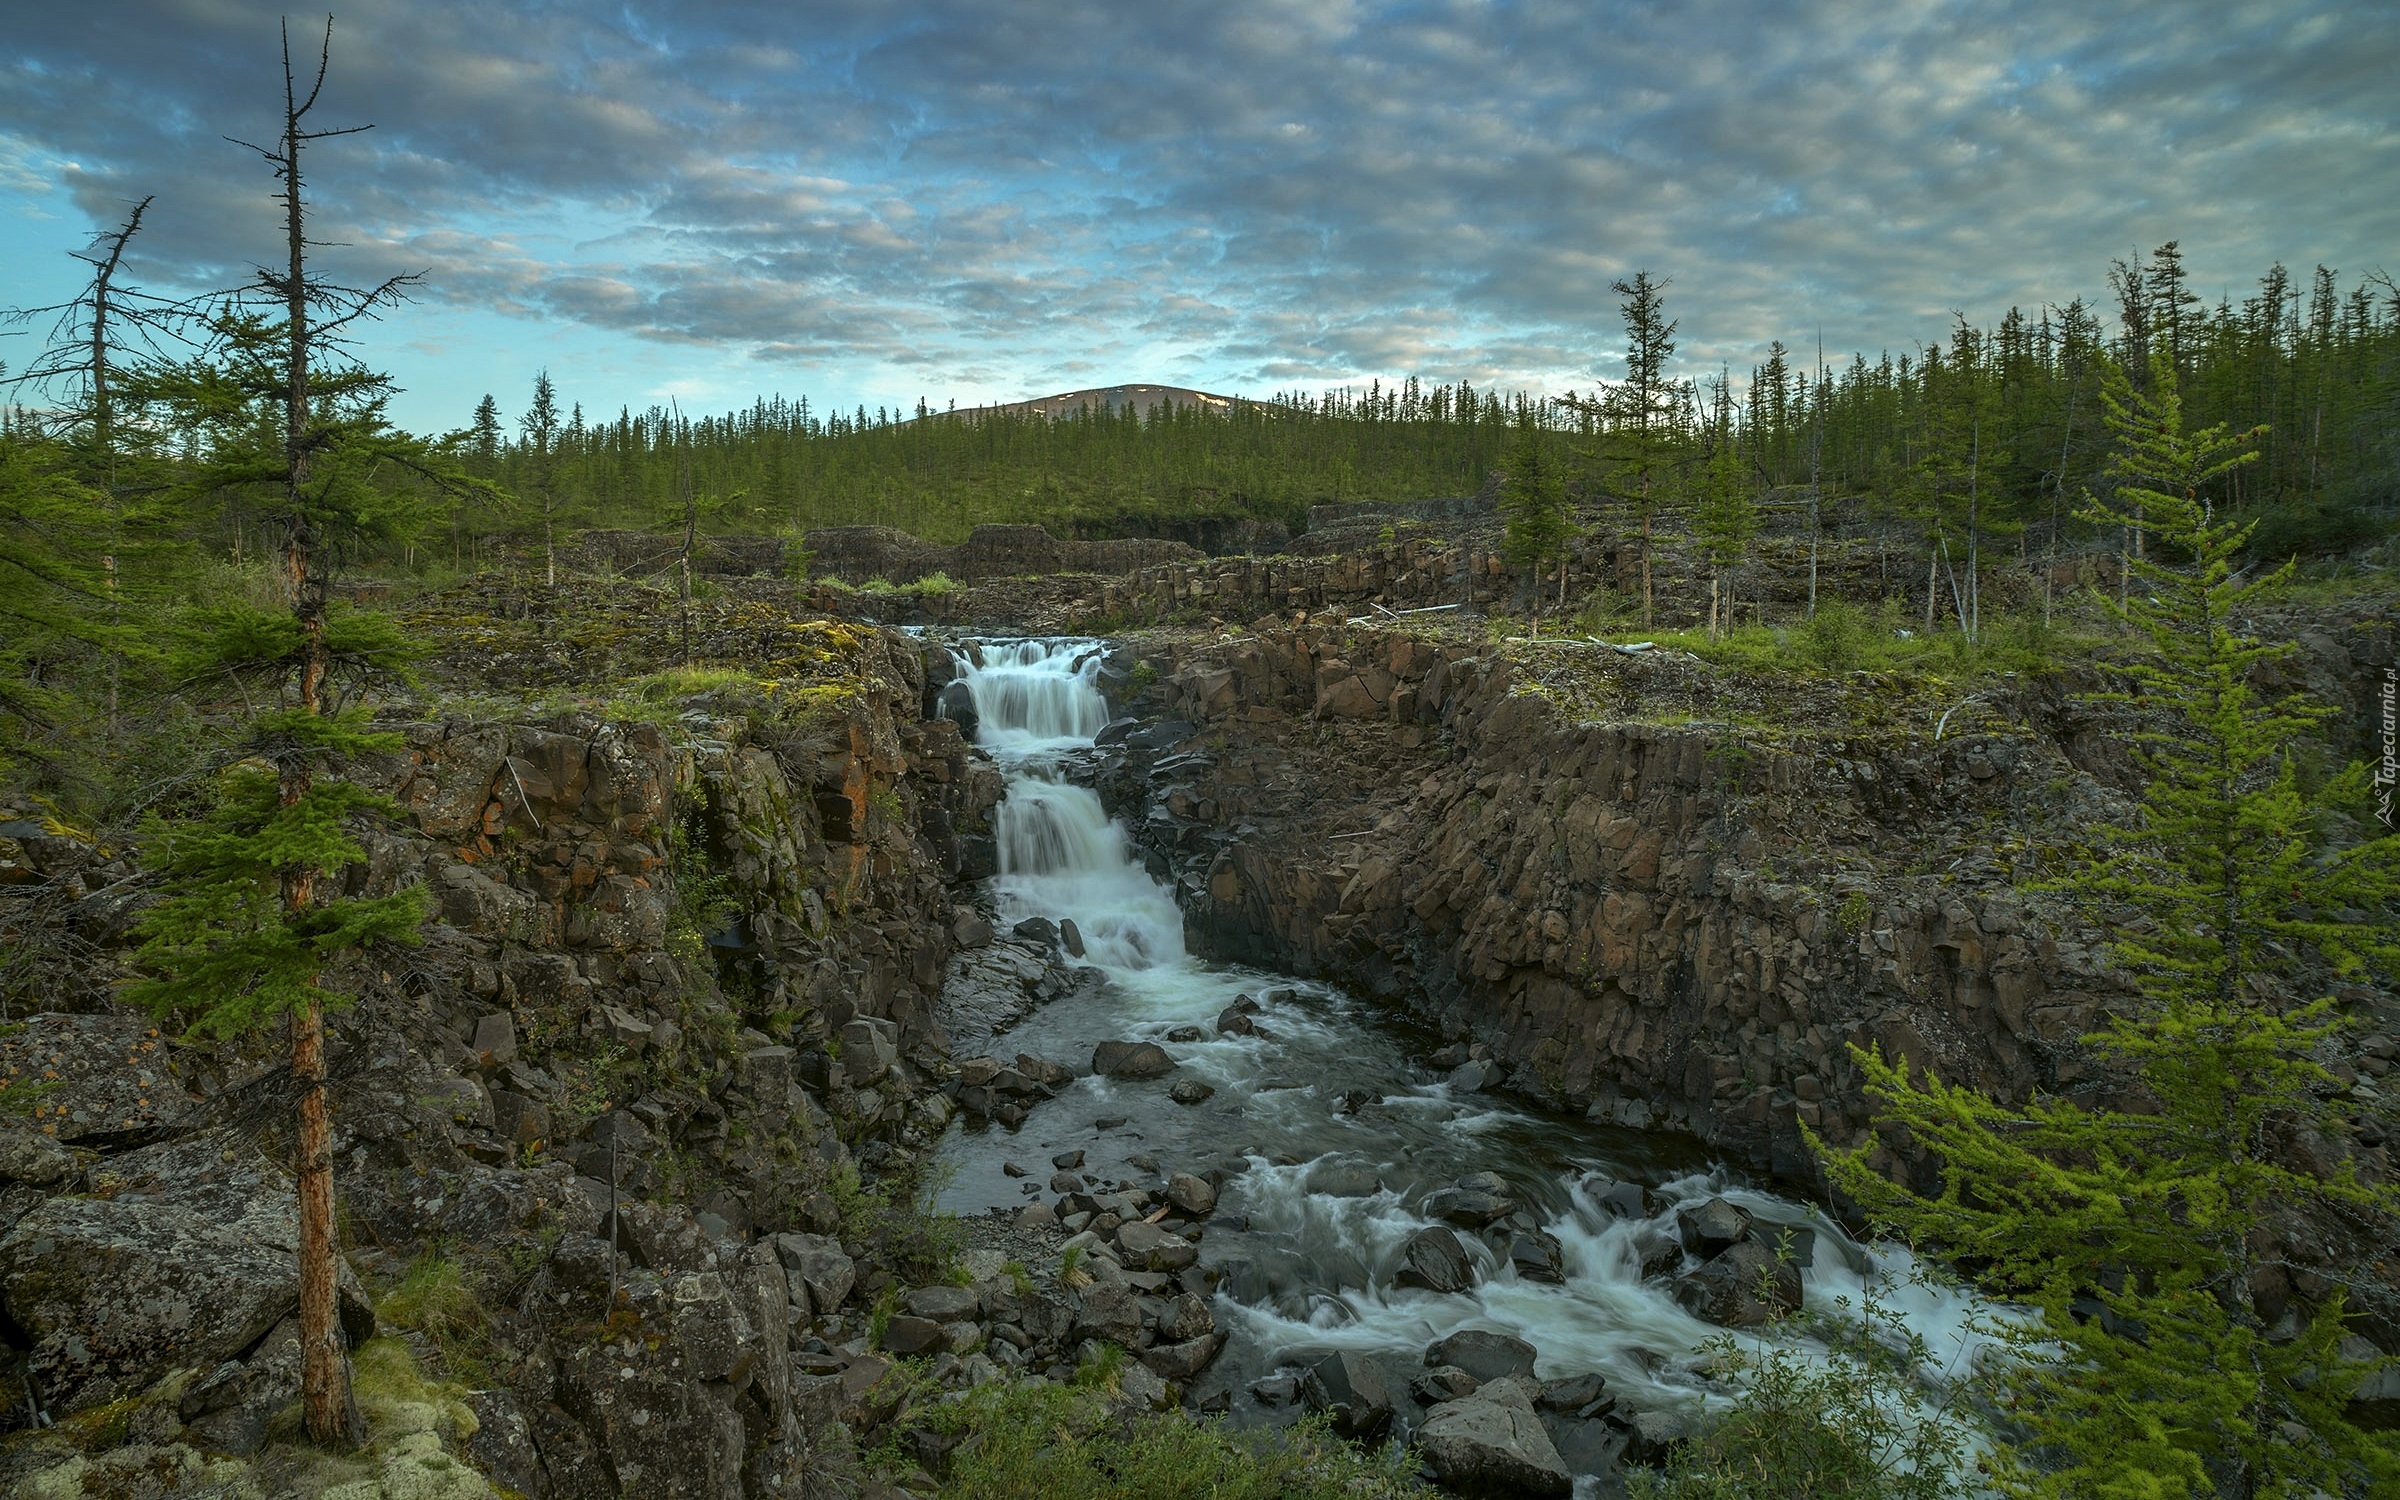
<box><xmin>930</xmin><ymin>637</ymin><xmax>1995</xmax><ymax>1456</ymax></box>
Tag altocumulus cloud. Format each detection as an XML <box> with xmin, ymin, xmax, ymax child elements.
<box><xmin>3</xmin><ymin>0</ymin><xmax>2394</xmax><ymax>422</ymax></box>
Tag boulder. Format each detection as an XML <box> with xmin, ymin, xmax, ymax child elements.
<box><xmin>0</xmin><ymin>1011</ymin><xmax>189</xmax><ymax>1145</ymax></box>
<box><xmin>178</xmin><ymin>1316</ymin><xmax>301</xmax><ymax>1456</ymax></box>
<box><xmin>1673</xmin><ymin>1240</ymin><xmax>1803</xmax><ymax>1328</ymax></box>
<box><xmin>1300</xmin><ymin>1351</ymin><xmax>1393</xmax><ymax>1438</ymax></box>
<box><xmin>1676</xmin><ymin>1196</ymin><xmax>1753</xmax><ymax>1258</ymax></box>
<box><xmin>773</xmin><ymin>1232</ymin><xmax>856</xmax><ymax>1316</ymax></box>
<box><xmin>904</xmin><ymin>1284</ymin><xmax>980</xmax><ymax>1322</ymax></box>
<box><xmin>1156</xmin><ymin>1292</ymin><xmax>1215</xmax><ymax>1343</ymax></box>
<box><xmin>1168</xmin><ymin>1079</ymin><xmax>1216</xmax><ymax>1106</ymax></box>
<box><xmin>1165</xmin><ymin>1172</ymin><xmax>1218</xmax><ymax>1217</ymax></box>
<box><xmin>1585</xmin><ymin>1177</ymin><xmax>1650</xmax><ymax>1220</ymax></box>
<box><xmin>1414</xmin><ymin>1376</ymin><xmax>1572</xmax><ymax>1496</ymax></box>
<box><xmin>952</xmin><ymin>910</ymin><xmax>995</xmax><ymax>949</ymax></box>
<box><xmin>1508</xmin><ymin>1229</ymin><xmax>1567</xmax><ymax>1284</ymax></box>
<box><xmin>0</xmin><ymin>1133</ymin><xmax>323</xmax><ymax>1412</ymax></box>
<box><xmin>1422</xmin><ymin>1185</ymin><xmax>1515</xmax><ymax>1227</ymax></box>
<box><xmin>1059</xmin><ymin>918</ymin><xmax>1086</xmax><ymax>958</ymax></box>
<box><xmin>1091</xmin><ymin>1040</ymin><xmax>1176</xmax><ymax>1079</ymax></box>
<box><xmin>1412</xmin><ymin>1365</ymin><xmax>1481</xmax><ymax>1405</ymax></box>
<box><xmin>1425</xmin><ymin>1328</ymin><xmax>1538</xmax><ymax>1384</ymax></box>
<box><xmin>1116</xmin><ymin>1220</ymin><xmax>1199</xmax><ymax>1272</ymax></box>
<box><xmin>0</xmin><ymin>1124</ymin><xmax>76</xmax><ymax>1186</ymax></box>
<box><xmin>1070</xmin><ymin>1281</ymin><xmax>1146</xmax><ymax>1346</ymax></box>
<box><xmin>881</xmin><ymin>1315</ymin><xmax>948</xmax><ymax>1356</ymax></box>
<box><xmin>1139</xmin><ymin>1333</ymin><xmax>1221</xmax><ymax>1383</ymax></box>
<box><xmin>1747</xmin><ymin>1219</ymin><xmax>1817</xmax><ymax>1268</ymax></box>
<box><xmin>1394</xmin><ymin>1226</ymin><xmax>1476</xmax><ymax>1294</ymax></box>
<box><xmin>1012</xmin><ymin>917</ymin><xmax>1059</xmax><ymax>946</ymax></box>
<box><xmin>670</xmin><ymin>1271</ymin><xmax>762</xmax><ymax>1384</ymax></box>
<box><xmin>840</xmin><ymin>1016</ymin><xmax>899</xmax><ymax>1083</ymax></box>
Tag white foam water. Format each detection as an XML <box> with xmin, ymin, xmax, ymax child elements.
<box><xmin>935</xmin><ymin>638</ymin><xmax>2006</xmax><ymax>1475</ymax></box>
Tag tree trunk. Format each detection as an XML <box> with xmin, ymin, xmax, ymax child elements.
<box><xmin>1640</xmin><ymin>498</ymin><xmax>1653</xmax><ymax>628</ymax></box>
<box><xmin>276</xmin><ymin>26</ymin><xmax>352</xmax><ymax>1447</ymax></box>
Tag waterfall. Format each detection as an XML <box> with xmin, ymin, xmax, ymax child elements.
<box><xmin>956</xmin><ymin>639</ymin><xmax>1188</xmax><ymax>970</ymax></box>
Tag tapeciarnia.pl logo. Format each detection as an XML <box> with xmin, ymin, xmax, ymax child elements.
<box><xmin>2378</xmin><ymin>665</ymin><xmax>2397</xmax><ymax>831</ymax></box>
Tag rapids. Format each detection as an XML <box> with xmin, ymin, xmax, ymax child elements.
<box><xmin>932</xmin><ymin>637</ymin><xmax>2000</xmax><ymax>1452</ymax></box>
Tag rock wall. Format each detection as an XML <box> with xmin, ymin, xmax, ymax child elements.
<box><xmin>1091</xmin><ymin>615</ymin><xmax>2399</xmax><ymax>1337</ymax></box>
<box><xmin>0</xmin><ymin>619</ymin><xmax>1055</xmax><ymax>1499</ymax></box>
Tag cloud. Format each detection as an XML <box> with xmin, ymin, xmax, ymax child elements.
<box><xmin>4</xmin><ymin>0</ymin><xmax>2394</xmax><ymax>423</ymax></box>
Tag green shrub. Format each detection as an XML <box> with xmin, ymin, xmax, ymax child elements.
<box><xmin>1799</xmin><ymin>600</ymin><xmax>1870</xmax><ymax>672</ymax></box>
<box><xmin>930</xmin><ymin>1381</ymin><xmax>1429</xmax><ymax>1500</ymax></box>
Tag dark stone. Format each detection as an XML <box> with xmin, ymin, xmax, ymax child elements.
<box><xmin>1676</xmin><ymin>1196</ymin><xmax>1753</xmax><ymax>1258</ymax></box>
<box><xmin>1012</xmin><ymin>917</ymin><xmax>1059</xmax><ymax>947</ymax></box>
<box><xmin>1301</xmin><ymin>1350</ymin><xmax>1393</xmax><ymax>1438</ymax></box>
<box><xmin>1415</xmin><ymin>1377</ymin><xmax>1572</xmax><ymax>1496</ymax></box>
<box><xmin>1508</xmin><ymin>1229</ymin><xmax>1567</xmax><ymax>1284</ymax></box>
<box><xmin>881</xmin><ymin>1315</ymin><xmax>948</xmax><ymax>1356</ymax></box>
<box><xmin>1092</xmin><ymin>1040</ymin><xmax>1175</xmax><ymax>1079</ymax></box>
<box><xmin>1394</xmin><ymin>1226</ymin><xmax>1476</xmax><ymax>1294</ymax></box>
<box><xmin>1168</xmin><ymin>1079</ymin><xmax>1215</xmax><ymax>1106</ymax></box>
<box><xmin>1412</xmin><ymin>1365</ymin><xmax>1481</xmax><ymax>1405</ymax></box>
<box><xmin>1425</xmin><ymin>1328</ymin><xmax>1538</xmax><ymax>1384</ymax></box>
<box><xmin>1422</xmin><ymin>1186</ymin><xmax>1515</xmax><ymax>1227</ymax></box>
<box><xmin>1747</xmin><ymin>1219</ymin><xmax>1817</xmax><ymax>1268</ymax></box>
<box><xmin>1585</xmin><ymin>1177</ymin><xmax>1651</xmax><ymax>1220</ymax></box>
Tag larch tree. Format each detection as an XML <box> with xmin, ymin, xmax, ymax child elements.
<box><xmin>1822</xmin><ymin>348</ymin><xmax>2400</xmax><ymax>1499</ymax></box>
<box><xmin>127</xmin><ymin>18</ymin><xmax>467</xmax><ymax>1448</ymax></box>
<box><xmin>523</xmin><ymin>368</ymin><xmax>562</xmax><ymax>584</ymax></box>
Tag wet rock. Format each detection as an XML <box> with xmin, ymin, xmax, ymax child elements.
<box><xmin>1614</xmin><ymin>1404</ymin><xmax>1698</xmax><ymax>1465</ymax></box>
<box><xmin>1508</xmin><ymin>1229</ymin><xmax>1567</xmax><ymax>1284</ymax></box>
<box><xmin>1052</xmin><ymin>1149</ymin><xmax>1086</xmax><ymax>1169</ymax></box>
<box><xmin>1059</xmin><ymin>918</ymin><xmax>1086</xmax><ymax>958</ymax></box>
<box><xmin>1301</xmin><ymin>1350</ymin><xmax>1393</xmax><ymax>1438</ymax></box>
<box><xmin>1425</xmin><ymin>1328</ymin><xmax>1538</xmax><ymax>1384</ymax></box>
<box><xmin>1394</xmin><ymin>1226</ymin><xmax>1477</xmax><ymax>1294</ymax></box>
<box><xmin>1116</xmin><ymin>1220</ymin><xmax>1199</xmax><ymax>1272</ymax></box>
<box><xmin>953</xmin><ymin>910</ymin><xmax>995</xmax><ymax>948</ymax></box>
<box><xmin>1304</xmin><ymin>1158</ymin><xmax>1383</xmax><ymax>1197</ymax></box>
<box><xmin>1165</xmin><ymin>1172</ymin><xmax>1218</xmax><ymax>1217</ymax></box>
<box><xmin>1215</xmin><ymin>997</ymin><xmax>1262</xmax><ymax>1035</ymax></box>
<box><xmin>1091</xmin><ymin>1040</ymin><xmax>1175</xmax><ymax>1079</ymax></box>
<box><xmin>1677</xmin><ymin>1196</ymin><xmax>1753</xmax><ymax>1258</ymax></box>
<box><xmin>1013</xmin><ymin>1201</ymin><xmax>1057</xmax><ymax>1229</ymax></box>
<box><xmin>1585</xmin><ymin>1177</ymin><xmax>1650</xmax><ymax>1220</ymax></box>
<box><xmin>774</xmin><ymin>1232</ymin><xmax>856</xmax><ymax>1316</ymax></box>
<box><xmin>1673</xmin><ymin>1240</ymin><xmax>1803</xmax><ymax>1328</ymax></box>
<box><xmin>905</xmin><ymin>1285</ymin><xmax>981</xmax><ymax>1323</ymax></box>
<box><xmin>1637</xmin><ymin>1234</ymin><xmax>1684</xmax><ymax>1280</ymax></box>
<box><xmin>1412</xmin><ymin>1365</ymin><xmax>1481</xmax><ymax>1405</ymax></box>
<box><xmin>1548</xmin><ymin>1414</ymin><xmax>1629</xmax><ymax>1484</ymax></box>
<box><xmin>1250</xmin><ymin>1374</ymin><xmax>1300</xmax><ymax>1407</ymax></box>
<box><xmin>1168</xmin><ymin>1079</ymin><xmax>1216</xmax><ymax>1106</ymax></box>
<box><xmin>1013</xmin><ymin>917</ymin><xmax>1059</xmax><ymax>946</ymax></box>
<box><xmin>1414</xmin><ymin>1375</ymin><xmax>1572</xmax><ymax>1496</ymax></box>
<box><xmin>1537</xmin><ymin>1372</ymin><xmax>1611</xmax><ymax>1415</ymax></box>
<box><xmin>1448</xmin><ymin>1058</ymin><xmax>1507</xmax><ymax>1093</ymax></box>
<box><xmin>1165</xmin><ymin>1025</ymin><xmax>1207</xmax><ymax>1043</ymax></box>
<box><xmin>1422</xmin><ymin>1183</ymin><xmax>1515</xmax><ymax>1227</ymax></box>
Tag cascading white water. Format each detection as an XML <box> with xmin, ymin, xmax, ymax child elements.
<box><xmin>957</xmin><ymin>639</ymin><xmax>1189</xmax><ymax>971</ymax></box>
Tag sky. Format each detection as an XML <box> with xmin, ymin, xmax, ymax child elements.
<box><xmin>3</xmin><ymin>0</ymin><xmax>2395</xmax><ymax>437</ymax></box>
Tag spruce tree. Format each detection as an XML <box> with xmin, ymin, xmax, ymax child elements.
<box><xmin>1499</xmin><ymin>407</ymin><xmax>1574</xmax><ymax>619</ymax></box>
<box><xmin>1822</xmin><ymin>348</ymin><xmax>2400</xmax><ymax>1499</ymax></box>
<box><xmin>1690</xmin><ymin>386</ymin><xmax>1756</xmax><ymax>641</ymax></box>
